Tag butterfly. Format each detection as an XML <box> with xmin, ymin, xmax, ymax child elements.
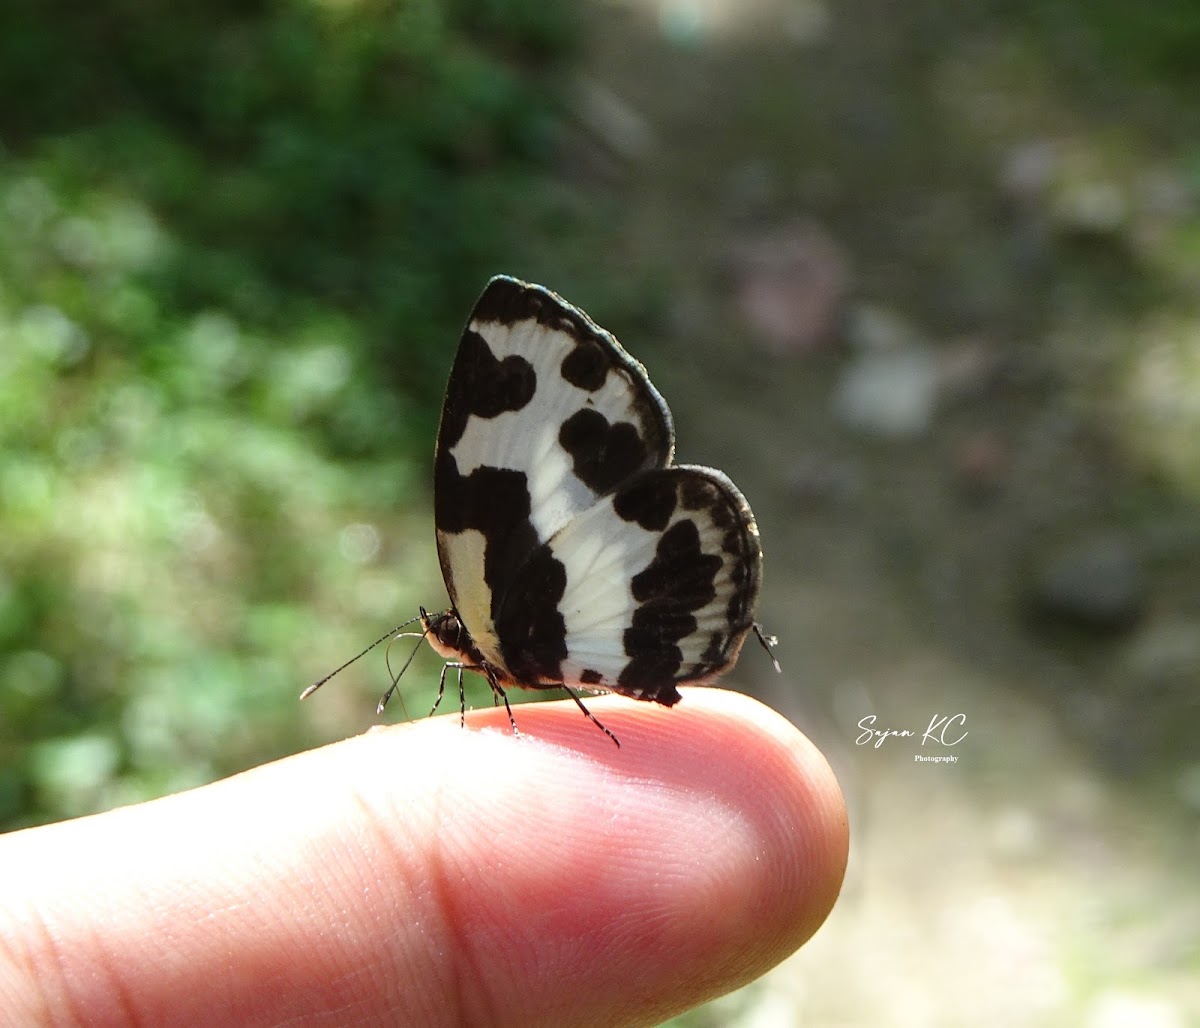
<box><xmin>305</xmin><ymin>276</ymin><xmax>777</xmax><ymax>745</ymax></box>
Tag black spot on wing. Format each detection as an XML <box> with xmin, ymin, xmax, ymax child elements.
<box><xmin>561</xmin><ymin>339</ymin><xmax>610</xmax><ymax>391</ymax></box>
<box><xmin>438</xmin><ymin>330</ymin><xmax>536</xmax><ymax>450</ymax></box>
<box><xmin>713</xmin><ymin>484</ymin><xmax>762</xmax><ymax>638</ymax></box>
<box><xmin>726</xmin><ymin>538</ymin><xmax>756</xmax><ymax>629</ymax></box>
<box><xmin>471</xmin><ymin>276</ymin><xmax>573</xmax><ymax>333</ymax></box>
<box><xmin>472</xmin><ymin>277</ymin><xmax>617</xmax><ymax>356</ymax></box>
<box><xmin>494</xmin><ymin>543</ymin><xmax>569</xmax><ymax>683</ymax></box>
<box><xmin>474</xmin><ymin>277</ymin><xmax>586</xmax><ymax>337</ymax></box>
<box><xmin>617</xmin><ymin>519</ymin><xmax>721</xmax><ymax>704</ymax></box>
<box><xmin>559</xmin><ymin>408</ymin><xmax>650</xmax><ymax>495</ymax></box>
<box><xmin>435</xmin><ymin>452</ymin><xmax>570</xmax><ymax>684</ymax></box>
<box><xmin>683</xmin><ymin>470</ymin><xmax>764</xmax><ymax>674</ymax></box>
<box><xmin>632</xmin><ymin>520</ymin><xmax>721</xmax><ymax>610</ymax></box>
<box><xmin>580</xmin><ymin>668</ymin><xmax>604</xmax><ymax>685</ymax></box>
<box><xmin>611</xmin><ymin>468</ymin><xmax>764</xmax><ymax>696</ymax></box>
<box><xmin>680</xmin><ymin>474</ymin><xmax>715</xmax><ymax>512</ymax></box>
<box><xmin>699</xmin><ymin>631</ymin><xmax>727</xmax><ymax>666</ymax></box>
<box><xmin>435</xmin><ymin>458</ymin><xmax>537</xmax><ymax>598</ymax></box>
<box><xmin>613</xmin><ymin>472</ymin><xmax>677</xmax><ymax>531</ymax></box>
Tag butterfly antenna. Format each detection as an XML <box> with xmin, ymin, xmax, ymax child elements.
<box><xmin>753</xmin><ymin>623</ymin><xmax>782</xmax><ymax>674</ymax></box>
<box><xmin>377</xmin><ymin>610</ymin><xmax>439</xmax><ymax>715</ymax></box>
<box><xmin>301</xmin><ymin>613</ymin><xmax>424</xmax><ymax>700</ymax></box>
<box><xmin>380</xmin><ymin>638</ymin><xmax>414</xmax><ymax>722</ymax></box>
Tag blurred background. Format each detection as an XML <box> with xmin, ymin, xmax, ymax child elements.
<box><xmin>2</xmin><ymin>0</ymin><xmax>1198</xmax><ymax>1023</ymax></box>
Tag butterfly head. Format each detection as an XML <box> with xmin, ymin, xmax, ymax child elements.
<box><xmin>422</xmin><ymin>607</ymin><xmax>489</xmax><ymax>671</ymax></box>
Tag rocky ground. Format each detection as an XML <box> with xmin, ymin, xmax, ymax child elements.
<box><xmin>562</xmin><ymin>1</ymin><xmax>1200</xmax><ymax>1023</ymax></box>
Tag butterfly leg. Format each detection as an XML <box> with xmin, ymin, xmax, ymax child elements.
<box><xmin>428</xmin><ymin>661</ymin><xmax>454</xmax><ymax>718</ymax></box>
<box><xmin>427</xmin><ymin>661</ymin><xmax>474</xmax><ymax>727</ymax></box>
<box><xmin>560</xmin><ymin>684</ymin><xmax>621</xmax><ymax>748</ymax></box>
<box><xmin>481</xmin><ymin>669</ymin><xmax>521</xmax><ymax>738</ymax></box>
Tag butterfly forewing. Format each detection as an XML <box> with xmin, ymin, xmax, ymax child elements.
<box><xmin>434</xmin><ymin>278</ymin><xmax>672</xmax><ymax>665</ymax></box>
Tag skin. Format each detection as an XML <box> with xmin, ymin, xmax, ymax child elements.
<box><xmin>0</xmin><ymin>689</ymin><xmax>848</xmax><ymax>1027</ymax></box>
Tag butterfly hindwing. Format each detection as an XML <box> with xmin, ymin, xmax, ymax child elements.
<box><xmin>533</xmin><ymin>465</ymin><xmax>762</xmax><ymax>703</ymax></box>
<box><xmin>432</xmin><ymin>275</ymin><xmax>765</xmax><ymax>707</ymax></box>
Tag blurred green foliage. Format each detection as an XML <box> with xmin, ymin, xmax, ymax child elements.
<box><xmin>1008</xmin><ymin>1</ymin><xmax>1200</xmax><ymax>84</ymax></box>
<box><xmin>0</xmin><ymin>0</ymin><xmax>580</xmax><ymax>829</ymax></box>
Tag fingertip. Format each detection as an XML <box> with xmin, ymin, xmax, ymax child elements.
<box><xmin>434</xmin><ymin>687</ymin><xmax>849</xmax><ymax>1010</ymax></box>
<box><xmin>0</xmin><ymin>688</ymin><xmax>846</xmax><ymax>1028</ymax></box>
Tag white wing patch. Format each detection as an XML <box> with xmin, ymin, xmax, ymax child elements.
<box><xmin>436</xmin><ymin>527</ymin><xmax>497</xmax><ymax>660</ymax></box>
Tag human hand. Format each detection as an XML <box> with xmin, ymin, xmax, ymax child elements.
<box><xmin>0</xmin><ymin>689</ymin><xmax>847</xmax><ymax>1026</ymax></box>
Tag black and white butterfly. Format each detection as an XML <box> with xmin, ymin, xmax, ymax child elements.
<box><xmin>305</xmin><ymin>276</ymin><xmax>776</xmax><ymax>745</ymax></box>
